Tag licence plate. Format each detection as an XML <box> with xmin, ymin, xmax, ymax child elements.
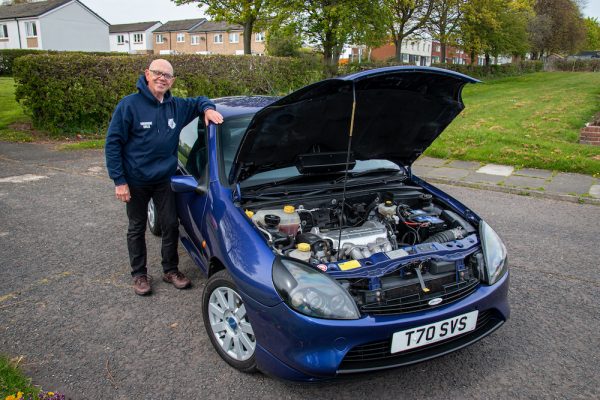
<box><xmin>391</xmin><ymin>310</ymin><xmax>479</xmax><ymax>354</ymax></box>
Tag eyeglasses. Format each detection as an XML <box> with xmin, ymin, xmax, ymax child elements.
<box><xmin>149</xmin><ymin>69</ymin><xmax>175</xmax><ymax>80</ymax></box>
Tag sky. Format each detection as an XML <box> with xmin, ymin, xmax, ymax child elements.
<box><xmin>80</xmin><ymin>0</ymin><xmax>599</xmax><ymax>25</ymax></box>
<box><xmin>78</xmin><ymin>0</ymin><xmax>207</xmax><ymax>24</ymax></box>
<box><xmin>583</xmin><ymin>1</ymin><xmax>600</xmax><ymax>20</ymax></box>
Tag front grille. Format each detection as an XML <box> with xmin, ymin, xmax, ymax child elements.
<box><xmin>338</xmin><ymin>309</ymin><xmax>504</xmax><ymax>373</ymax></box>
<box><xmin>360</xmin><ymin>278</ymin><xmax>479</xmax><ymax>315</ymax></box>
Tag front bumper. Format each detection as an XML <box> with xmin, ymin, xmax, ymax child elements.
<box><xmin>244</xmin><ymin>271</ymin><xmax>510</xmax><ymax>381</ymax></box>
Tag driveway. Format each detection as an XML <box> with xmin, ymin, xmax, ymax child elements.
<box><xmin>0</xmin><ymin>142</ymin><xmax>598</xmax><ymax>399</ymax></box>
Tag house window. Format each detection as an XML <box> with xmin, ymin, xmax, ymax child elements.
<box><xmin>0</xmin><ymin>24</ymin><xmax>8</xmax><ymax>39</ymax></box>
<box><xmin>177</xmin><ymin>33</ymin><xmax>185</xmax><ymax>43</ymax></box>
<box><xmin>117</xmin><ymin>34</ymin><xmax>124</xmax><ymax>45</ymax></box>
<box><xmin>229</xmin><ymin>32</ymin><xmax>239</xmax><ymax>43</ymax></box>
<box><xmin>191</xmin><ymin>35</ymin><xmax>200</xmax><ymax>45</ymax></box>
<box><xmin>435</xmin><ymin>45</ymin><xmax>441</xmax><ymax>52</ymax></box>
<box><xmin>255</xmin><ymin>32</ymin><xmax>265</xmax><ymax>42</ymax></box>
<box><xmin>25</xmin><ymin>21</ymin><xmax>37</xmax><ymax>37</ymax></box>
<box><xmin>214</xmin><ymin>33</ymin><xmax>223</xmax><ymax>43</ymax></box>
<box><xmin>402</xmin><ymin>53</ymin><xmax>409</xmax><ymax>63</ymax></box>
<box><xmin>156</xmin><ymin>34</ymin><xmax>165</xmax><ymax>44</ymax></box>
<box><xmin>133</xmin><ymin>33</ymin><xmax>143</xmax><ymax>44</ymax></box>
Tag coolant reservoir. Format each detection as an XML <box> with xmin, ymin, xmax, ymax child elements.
<box><xmin>252</xmin><ymin>205</ymin><xmax>300</xmax><ymax>235</ymax></box>
<box><xmin>289</xmin><ymin>242</ymin><xmax>311</xmax><ymax>262</ymax></box>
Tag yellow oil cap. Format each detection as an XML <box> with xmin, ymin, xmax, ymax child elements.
<box><xmin>385</xmin><ymin>200</ymin><xmax>392</xmax><ymax>206</ymax></box>
<box><xmin>245</xmin><ymin>209</ymin><xmax>254</xmax><ymax>218</ymax></box>
<box><xmin>283</xmin><ymin>205</ymin><xmax>295</xmax><ymax>214</ymax></box>
<box><xmin>297</xmin><ymin>243</ymin><xmax>311</xmax><ymax>252</ymax></box>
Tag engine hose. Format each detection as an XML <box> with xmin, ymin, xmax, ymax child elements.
<box><xmin>423</xmin><ymin>228</ymin><xmax>464</xmax><ymax>244</ymax></box>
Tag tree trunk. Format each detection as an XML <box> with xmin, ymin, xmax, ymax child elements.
<box><xmin>243</xmin><ymin>19</ymin><xmax>253</xmax><ymax>55</ymax></box>
<box><xmin>485</xmin><ymin>52</ymin><xmax>491</xmax><ymax>66</ymax></box>
<box><xmin>441</xmin><ymin>42</ymin><xmax>447</xmax><ymax>64</ymax></box>
<box><xmin>394</xmin><ymin>37</ymin><xmax>403</xmax><ymax>62</ymax></box>
<box><xmin>470</xmin><ymin>49</ymin><xmax>476</xmax><ymax>65</ymax></box>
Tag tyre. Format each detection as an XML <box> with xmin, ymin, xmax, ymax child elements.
<box><xmin>203</xmin><ymin>269</ymin><xmax>257</xmax><ymax>372</ymax></box>
<box><xmin>147</xmin><ymin>198</ymin><xmax>161</xmax><ymax>236</ymax></box>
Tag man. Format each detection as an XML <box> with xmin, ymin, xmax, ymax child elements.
<box><xmin>105</xmin><ymin>59</ymin><xmax>223</xmax><ymax>296</ymax></box>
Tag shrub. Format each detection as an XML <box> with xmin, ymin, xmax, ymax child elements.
<box><xmin>431</xmin><ymin>61</ymin><xmax>544</xmax><ymax>78</ymax></box>
<box><xmin>0</xmin><ymin>49</ymin><xmax>119</xmax><ymax>76</ymax></box>
<box><xmin>549</xmin><ymin>58</ymin><xmax>600</xmax><ymax>72</ymax></box>
<box><xmin>13</xmin><ymin>54</ymin><xmax>322</xmax><ymax>135</ymax></box>
<box><xmin>338</xmin><ymin>60</ymin><xmax>544</xmax><ymax>79</ymax></box>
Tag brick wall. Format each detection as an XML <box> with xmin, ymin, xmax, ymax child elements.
<box><xmin>580</xmin><ymin>125</ymin><xmax>600</xmax><ymax>146</ymax></box>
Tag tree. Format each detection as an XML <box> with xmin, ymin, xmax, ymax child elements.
<box><xmin>172</xmin><ymin>0</ymin><xmax>272</xmax><ymax>55</ymax></box>
<box><xmin>529</xmin><ymin>0</ymin><xmax>586</xmax><ymax>57</ymax></box>
<box><xmin>274</xmin><ymin>0</ymin><xmax>386</xmax><ymax>76</ymax></box>
<box><xmin>460</xmin><ymin>0</ymin><xmax>531</xmax><ymax>65</ymax></box>
<box><xmin>380</xmin><ymin>0</ymin><xmax>436</xmax><ymax>62</ymax></box>
<box><xmin>266</xmin><ymin>25</ymin><xmax>303</xmax><ymax>57</ymax></box>
<box><xmin>427</xmin><ymin>0</ymin><xmax>464</xmax><ymax>63</ymax></box>
<box><xmin>583</xmin><ymin>17</ymin><xmax>600</xmax><ymax>50</ymax></box>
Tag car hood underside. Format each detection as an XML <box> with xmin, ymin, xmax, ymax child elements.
<box><xmin>232</xmin><ymin>66</ymin><xmax>479</xmax><ymax>183</ymax></box>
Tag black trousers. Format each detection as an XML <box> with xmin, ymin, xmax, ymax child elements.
<box><xmin>126</xmin><ymin>182</ymin><xmax>179</xmax><ymax>277</ymax></box>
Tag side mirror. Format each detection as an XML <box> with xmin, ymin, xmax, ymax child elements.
<box><xmin>171</xmin><ymin>175</ymin><xmax>207</xmax><ymax>195</ymax></box>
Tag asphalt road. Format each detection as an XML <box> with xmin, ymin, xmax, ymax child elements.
<box><xmin>0</xmin><ymin>143</ymin><xmax>598</xmax><ymax>400</ymax></box>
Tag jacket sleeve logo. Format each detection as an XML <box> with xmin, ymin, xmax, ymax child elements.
<box><xmin>168</xmin><ymin>118</ymin><xmax>176</xmax><ymax>129</ymax></box>
<box><xmin>140</xmin><ymin>121</ymin><xmax>152</xmax><ymax>129</ymax></box>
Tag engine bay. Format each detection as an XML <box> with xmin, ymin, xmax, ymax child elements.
<box><xmin>244</xmin><ymin>186</ymin><xmax>485</xmax><ymax>314</ymax></box>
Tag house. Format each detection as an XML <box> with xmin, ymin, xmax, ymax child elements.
<box><xmin>109</xmin><ymin>21</ymin><xmax>162</xmax><ymax>54</ymax></box>
<box><xmin>348</xmin><ymin>37</ymin><xmax>433</xmax><ymax>66</ymax></box>
<box><xmin>0</xmin><ymin>0</ymin><xmax>109</xmax><ymax>51</ymax></box>
<box><xmin>430</xmin><ymin>41</ymin><xmax>470</xmax><ymax>65</ymax></box>
<box><xmin>152</xmin><ymin>18</ymin><xmax>206</xmax><ymax>55</ymax></box>
<box><xmin>152</xmin><ymin>18</ymin><xmax>266</xmax><ymax>55</ymax></box>
<box><xmin>189</xmin><ymin>20</ymin><xmax>265</xmax><ymax>55</ymax></box>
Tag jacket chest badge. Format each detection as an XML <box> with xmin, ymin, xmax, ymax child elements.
<box><xmin>168</xmin><ymin>118</ymin><xmax>176</xmax><ymax>129</ymax></box>
<box><xmin>140</xmin><ymin>121</ymin><xmax>152</xmax><ymax>129</ymax></box>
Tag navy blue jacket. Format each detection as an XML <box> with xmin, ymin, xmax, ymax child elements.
<box><xmin>105</xmin><ymin>75</ymin><xmax>215</xmax><ymax>186</ymax></box>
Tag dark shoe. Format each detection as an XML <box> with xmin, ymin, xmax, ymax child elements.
<box><xmin>163</xmin><ymin>270</ymin><xmax>191</xmax><ymax>289</ymax></box>
<box><xmin>133</xmin><ymin>274</ymin><xmax>152</xmax><ymax>296</ymax></box>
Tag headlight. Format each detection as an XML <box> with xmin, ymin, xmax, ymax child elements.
<box><xmin>480</xmin><ymin>221</ymin><xmax>508</xmax><ymax>285</ymax></box>
<box><xmin>272</xmin><ymin>257</ymin><xmax>360</xmax><ymax>320</ymax></box>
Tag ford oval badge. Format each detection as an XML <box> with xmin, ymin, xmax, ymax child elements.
<box><xmin>428</xmin><ymin>297</ymin><xmax>443</xmax><ymax>306</ymax></box>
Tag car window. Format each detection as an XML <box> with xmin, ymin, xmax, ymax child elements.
<box><xmin>178</xmin><ymin>117</ymin><xmax>208</xmax><ymax>182</ymax></box>
<box><xmin>219</xmin><ymin>115</ymin><xmax>253</xmax><ymax>179</ymax></box>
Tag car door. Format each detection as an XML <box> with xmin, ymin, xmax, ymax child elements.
<box><xmin>175</xmin><ymin>117</ymin><xmax>211</xmax><ymax>272</ymax></box>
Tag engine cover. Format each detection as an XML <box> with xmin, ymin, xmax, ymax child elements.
<box><xmin>317</xmin><ymin>221</ymin><xmax>388</xmax><ymax>249</ymax></box>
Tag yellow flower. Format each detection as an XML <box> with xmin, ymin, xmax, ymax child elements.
<box><xmin>5</xmin><ymin>395</ymin><xmax>16</xmax><ymax>400</ymax></box>
<box><xmin>47</xmin><ymin>393</ymin><xmax>54</xmax><ymax>397</ymax></box>
<box><xmin>17</xmin><ymin>393</ymin><xmax>23</xmax><ymax>400</ymax></box>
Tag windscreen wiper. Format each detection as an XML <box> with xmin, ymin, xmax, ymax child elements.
<box><xmin>332</xmin><ymin>168</ymin><xmax>406</xmax><ymax>184</ymax></box>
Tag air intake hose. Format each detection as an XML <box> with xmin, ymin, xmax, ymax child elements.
<box><xmin>423</xmin><ymin>228</ymin><xmax>464</xmax><ymax>244</ymax></box>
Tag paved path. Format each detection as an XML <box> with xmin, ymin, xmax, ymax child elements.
<box><xmin>0</xmin><ymin>142</ymin><xmax>599</xmax><ymax>400</ymax></box>
<box><xmin>413</xmin><ymin>157</ymin><xmax>599</xmax><ymax>205</ymax></box>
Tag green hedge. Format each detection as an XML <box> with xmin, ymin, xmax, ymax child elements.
<box><xmin>338</xmin><ymin>60</ymin><xmax>544</xmax><ymax>79</ymax></box>
<box><xmin>550</xmin><ymin>58</ymin><xmax>600</xmax><ymax>72</ymax></box>
<box><xmin>0</xmin><ymin>49</ymin><xmax>118</xmax><ymax>76</ymax></box>
<box><xmin>13</xmin><ymin>53</ymin><xmax>322</xmax><ymax>135</ymax></box>
<box><xmin>432</xmin><ymin>60</ymin><xmax>544</xmax><ymax>78</ymax></box>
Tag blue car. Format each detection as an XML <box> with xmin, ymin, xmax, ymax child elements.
<box><xmin>169</xmin><ymin>66</ymin><xmax>509</xmax><ymax>381</ymax></box>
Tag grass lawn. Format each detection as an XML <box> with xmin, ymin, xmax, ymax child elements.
<box><xmin>0</xmin><ymin>77</ymin><xmax>32</xmax><ymax>142</ymax></box>
<box><xmin>427</xmin><ymin>72</ymin><xmax>600</xmax><ymax>176</ymax></box>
